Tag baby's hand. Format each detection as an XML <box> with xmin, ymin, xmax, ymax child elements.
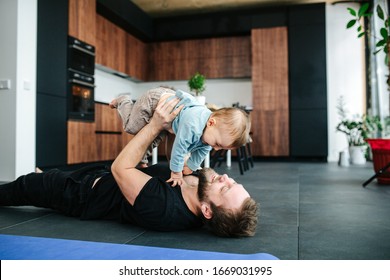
<box><xmin>182</xmin><ymin>165</ymin><xmax>193</xmax><ymax>175</ymax></box>
<box><xmin>167</xmin><ymin>171</ymin><xmax>184</xmax><ymax>187</ymax></box>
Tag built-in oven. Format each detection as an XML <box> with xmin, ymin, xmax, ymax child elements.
<box><xmin>68</xmin><ymin>36</ymin><xmax>95</xmax><ymax>75</ymax></box>
<box><xmin>68</xmin><ymin>70</ymin><xmax>95</xmax><ymax>121</ymax></box>
<box><xmin>67</xmin><ymin>36</ymin><xmax>95</xmax><ymax>121</ymax></box>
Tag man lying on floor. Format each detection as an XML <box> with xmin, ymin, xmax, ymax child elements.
<box><xmin>0</xmin><ymin>95</ymin><xmax>258</xmax><ymax>237</ymax></box>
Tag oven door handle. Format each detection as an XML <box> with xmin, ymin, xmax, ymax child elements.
<box><xmin>70</xmin><ymin>79</ymin><xmax>96</xmax><ymax>88</ymax></box>
<box><xmin>69</xmin><ymin>44</ymin><xmax>95</xmax><ymax>56</ymax></box>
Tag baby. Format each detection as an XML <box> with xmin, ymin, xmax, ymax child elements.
<box><xmin>110</xmin><ymin>86</ymin><xmax>250</xmax><ymax>186</ymax></box>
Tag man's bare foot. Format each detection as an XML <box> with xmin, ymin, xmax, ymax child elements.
<box><xmin>35</xmin><ymin>167</ymin><xmax>43</xmax><ymax>173</ymax></box>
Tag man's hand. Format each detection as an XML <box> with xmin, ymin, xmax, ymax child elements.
<box><xmin>167</xmin><ymin>171</ymin><xmax>185</xmax><ymax>187</ymax></box>
<box><xmin>151</xmin><ymin>94</ymin><xmax>183</xmax><ymax>133</ymax></box>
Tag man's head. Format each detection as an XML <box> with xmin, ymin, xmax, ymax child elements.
<box><xmin>202</xmin><ymin>108</ymin><xmax>250</xmax><ymax>151</ymax></box>
<box><xmin>197</xmin><ymin>168</ymin><xmax>258</xmax><ymax>237</ymax></box>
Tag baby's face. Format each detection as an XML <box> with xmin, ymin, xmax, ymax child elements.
<box><xmin>202</xmin><ymin>125</ymin><xmax>233</xmax><ymax>150</ymax></box>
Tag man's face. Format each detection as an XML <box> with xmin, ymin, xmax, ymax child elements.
<box><xmin>198</xmin><ymin>168</ymin><xmax>250</xmax><ymax>211</ymax></box>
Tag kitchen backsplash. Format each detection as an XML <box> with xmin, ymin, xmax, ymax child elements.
<box><xmin>95</xmin><ymin>67</ymin><xmax>252</xmax><ymax>108</ymax></box>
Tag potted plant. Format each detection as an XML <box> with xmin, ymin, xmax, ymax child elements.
<box><xmin>336</xmin><ymin>96</ymin><xmax>381</xmax><ymax>164</ymax></box>
<box><xmin>188</xmin><ymin>72</ymin><xmax>206</xmax><ymax>105</ymax></box>
<box><xmin>364</xmin><ymin>116</ymin><xmax>390</xmax><ymax>184</ymax></box>
<box><xmin>346</xmin><ymin>3</ymin><xmax>390</xmax><ymax>180</ymax></box>
<box><xmin>336</xmin><ymin>118</ymin><xmax>368</xmax><ymax>165</ymax></box>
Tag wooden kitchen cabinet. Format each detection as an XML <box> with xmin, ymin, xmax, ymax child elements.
<box><xmin>126</xmin><ymin>33</ymin><xmax>149</xmax><ymax>81</ymax></box>
<box><xmin>251</xmin><ymin>27</ymin><xmax>289</xmax><ymax>156</ymax></box>
<box><xmin>67</xmin><ymin>120</ymin><xmax>98</xmax><ymax>164</ymax></box>
<box><xmin>95</xmin><ymin>14</ymin><xmax>149</xmax><ymax>81</ymax></box>
<box><xmin>68</xmin><ymin>0</ymin><xmax>96</xmax><ymax>46</ymax></box>
<box><xmin>148</xmin><ymin>36</ymin><xmax>251</xmax><ymax>81</ymax></box>
<box><xmin>95</xmin><ymin>14</ymin><xmax>127</xmax><ymax>74</ymax></box>
<box><xmin>95</xmin><ymin>102</ymin><xmax>122</xmax><ymax>133</ymax></box>
<box><xmin>95</xmin><ymin>14</ymin><xmax>250</xmax><ymax>82</ymax></box>
<box><xmin>95</xmin><ymin>102</ymin><xmax>124</xmax><ymax>161</ymax></box>
<box><xmin>67</xmin><ymin>119</ymin><xmax>123</xmax><ymax>164</ymax></box>
<box><xmin>96</xmin><ymin>133</ymin><xmax>123</xmax><ymax>161</ymax></box>
<box><xmin>67</xmin><ymin>103</ymin><xmax>131</xmax><ymax>164</ymax></box>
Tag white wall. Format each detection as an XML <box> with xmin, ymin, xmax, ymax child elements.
<box><xmin>15</xmin><ymin>1</ymin><xmax>37</xmax><ymax>178</ymax></box>
<box><xmin>95</xmin><ymin>69</ymin><xmax>252</xmax><ymax>108</ymax></box>
<box><xmin>134</xmin><ymin>79</ymin><xmax>252</xmax><ymax>109</ymax></box>
<box><xmin>0</xmin><ymin>0</ymin><xmax>37</xmax><ymax>181</ymax></box>
<box><xmin>94</xmin><ymin>69</ymin><xmax>137</xmax><ymax>103</ymax></box>
<box><xmin>326</xmin><ymin>3</ymin><xmax>365</xmax><ymax>162</ymax></box>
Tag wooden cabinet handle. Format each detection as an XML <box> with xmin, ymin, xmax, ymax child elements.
<box><xmin>95</xmin><ymin>131</ymin><xmax>122</xmax><ymax>135</ymax></box>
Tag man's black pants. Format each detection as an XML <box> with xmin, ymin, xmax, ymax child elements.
<box><xmin>0</xmin><ymin>167</ymin><xmax>101</xmax><ymax>217</ymax></box>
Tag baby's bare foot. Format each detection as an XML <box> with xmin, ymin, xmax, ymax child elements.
<box><xmin>109</xmin><ymin>95</ymin><xmax>131</xmax><ymax>109</ymax></box>
<box><xmin>109</xmin><ymin>99</ymin><xmax>118</xmax><ymax>109</ymax></box>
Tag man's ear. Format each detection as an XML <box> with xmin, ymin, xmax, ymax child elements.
<box><xmin>207</xmin><ymin>117</ymin><xmax>217</xmax><ymax>127</ymax></box>
<box><xmin>201</xmin><ymin>202</ymin><xmax>213</xmax><ymax>219</ymax></box>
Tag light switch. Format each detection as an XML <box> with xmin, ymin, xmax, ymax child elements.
<box><xmin>0</xmin><ymin>79</ymin><xmax>11</xmax><ymax>90</ymax></box>
<box><xmin>23</xmin><ymin>80</ymin><xmax>31</xmax><ymax>90</ymax></box>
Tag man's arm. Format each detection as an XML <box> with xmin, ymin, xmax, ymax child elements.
<box><xmin>111</xmin><ymin>95</ymin><xmax>182</xmax><ymax>205</ymax></box>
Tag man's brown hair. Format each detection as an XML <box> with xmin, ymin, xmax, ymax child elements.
<box><xmin>204</xmin><ymin>197</ymin><xmax>259</xmax><ymax>237</ymax></box>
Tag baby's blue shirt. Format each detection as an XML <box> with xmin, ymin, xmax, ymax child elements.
<box><xmin>170</xmin><ymin>90</ymin><xmax>212</xmax><ymax>172</ymax></box>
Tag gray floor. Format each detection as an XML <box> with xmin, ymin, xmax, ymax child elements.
<box><xmin>1</xmin><ymin>160</ymin><xmax>390</xmax><ymax>260</ymax></box>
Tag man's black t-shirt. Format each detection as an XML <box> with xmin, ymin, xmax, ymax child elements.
<box><xmin>81</xmin><ymin>164</ymin><xmax>203</xmax><ymax>232</ymax></box>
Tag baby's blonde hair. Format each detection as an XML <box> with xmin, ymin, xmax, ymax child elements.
<box><xmin>211</xmin><ymin>107</ymin><xmax>250</xmax><ymax>148</ymax></box>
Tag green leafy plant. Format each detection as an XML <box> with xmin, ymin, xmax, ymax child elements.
<box><xmin>347</xmin><ymin>2</ymin><xmax>390</xmax><ymax>90</ymax></box>
<box><xmin>347</xmin><ymin>3</ymin><xmax>389</xmax><ymax>61</ymax></box>
<box><xmin>336</xmin><ymin>116</ymin><xmax>368</xmax><ymax>146</ymax></box>
<box><xmin>188</xmin><ymin>72</ymin><xmax>206</xmax><ymax>96</ymax></box>
<box><xmin>336</xmin><ymin>96</ymin><xmax>383</xmax><ymax>146</ymax></box>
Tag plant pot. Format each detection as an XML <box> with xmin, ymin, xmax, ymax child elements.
<box><xmin>366</xmin><ymin>139</ymin><xmax>390</xmax><ymax>184</ymax></box>
<box><xmin>348</xmin><ymin>145</ymin><xmax>367</xmax><ymax>165</ymax></box>
<box><xmin>195</xmin><ymin>95</ymin><xmax>206</xmax><ymax>105</ymax></box>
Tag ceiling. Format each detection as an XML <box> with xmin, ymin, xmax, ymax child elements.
<box><xmin>131</xmin><ymin>0</ymin><xmax>337</xmax><ymax>18</ymax></box>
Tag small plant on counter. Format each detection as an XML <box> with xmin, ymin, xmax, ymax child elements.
<box><xmin>188</xmin><ymin>72</ymin><xmax>206</xmax><ymax>96</ymax></box>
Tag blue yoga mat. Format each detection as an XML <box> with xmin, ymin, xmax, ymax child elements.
<box><xmin>0</xmin><ymin>234</ymin><xmax>278</xmax><ymax>260</ymax></box>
